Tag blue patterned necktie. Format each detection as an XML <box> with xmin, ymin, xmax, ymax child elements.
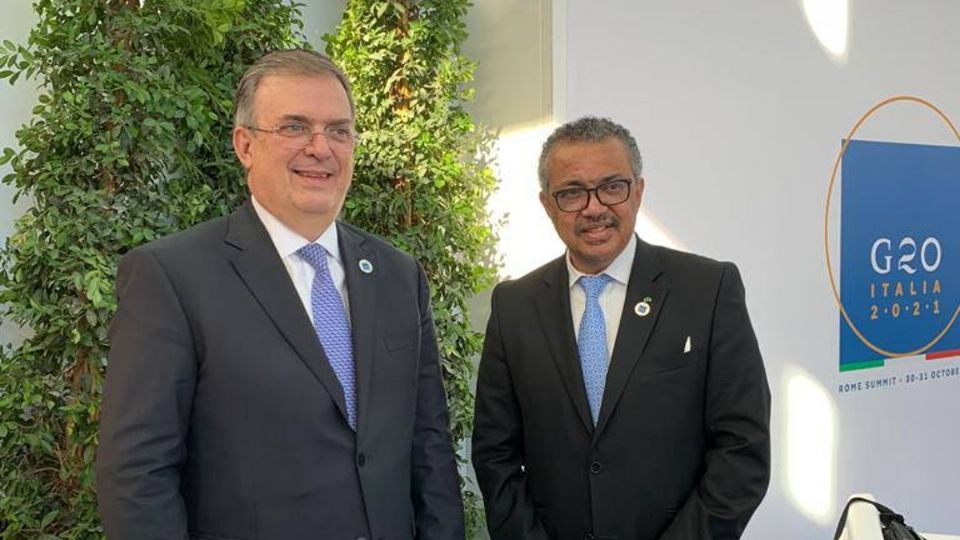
<box><xmin>298</xmin><ymin>244</ymin><xmax>357</xmax><ymax>430</ymax></box>
<box><xmin>577</xmin><ymin>274</ymin><xmax>613</xmax><ymax>425</ymax></box>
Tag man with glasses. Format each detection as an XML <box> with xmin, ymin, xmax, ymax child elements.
<box><xmin>96</xmin><ymin>49</ymin><xmax>465</xmax><ymax>539</ymax></box>
<box><xmin>472</xmin><ymin>117</ymin><xmax>770</xmax><ymax>539</ymax></box>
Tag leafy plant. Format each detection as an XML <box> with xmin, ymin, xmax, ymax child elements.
<box><xmin>326</xmin><ymin>0</ymin><xmax>500</xmax><ymax>535</ymax></box>
<box><xmin>0</xmin><ymin>1</ymin><xmax>305</xmax><ymax>537</ymax></box>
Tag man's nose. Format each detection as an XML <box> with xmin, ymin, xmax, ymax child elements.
<box><xmin>303</xmin><ymin>131</ymin><xmax>334</xmax><ymax>159</ymax></box>
<box><xmin>581</xmin><ymin>191</ymin><xmax>609</xmax><ymax>216</ymax></box>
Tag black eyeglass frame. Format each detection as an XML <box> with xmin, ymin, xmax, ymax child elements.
<box><xmin>550</xmin><ymin>178</ymin><xmax>635</xmax><ymax>213</ymax></box>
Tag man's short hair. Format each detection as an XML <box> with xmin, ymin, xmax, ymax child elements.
<box><xmin>537</xmin><ymin>116</ymin><xmax>643</xmax><ymax>191</ymax></box>
<box><xmin>234</xmin><ymin>49</ymin><xmax>355</xmax><ymax>127</ymax></box>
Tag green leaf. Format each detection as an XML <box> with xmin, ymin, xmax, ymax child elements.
<box><xmin>40</xmin><ymin>509</ymin><xmax>60</xmax><ymax>529</ymax></box>
<box><xmin>0</xmin><ymin>147</ymin><xmax>14</xmax><ymax>166</ymax></box>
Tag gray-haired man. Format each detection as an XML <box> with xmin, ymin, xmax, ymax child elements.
<box><xmin>472</xmin><ymin>116</ymin><xmax>770</xmax><ymax>539</ymax></box>
<box><xmin>96</xmin><ymin>49</ymin><xmax>464</xmax><ymax>540</ymax></box>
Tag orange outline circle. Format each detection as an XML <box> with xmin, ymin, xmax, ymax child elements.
<box><xmin>824</xmin><ymin>95</ymin><xmax>960</xmax><ymax>358</ymax></box>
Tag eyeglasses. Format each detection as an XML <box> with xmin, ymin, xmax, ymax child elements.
<box><xmin>551</xmin><ymin>178</ymin><xmax>634</xmax><ymax>212</ymax></box>
<box><xmin>245</xmin><ymin>122</ymin><xmax>359</xmax><ymax>149</ymax></box>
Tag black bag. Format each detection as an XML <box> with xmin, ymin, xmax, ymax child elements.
<box><xmin>833</xmin><ymin>497</ymin><xmax>926</xmax><ymax>540</ymax></box>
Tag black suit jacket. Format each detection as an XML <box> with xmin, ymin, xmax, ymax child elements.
<box><xmin>96</xmin><ymin>202</ymin><xmax>465</xmax><ymax>539</ymax></box>
<box><xmin>472</xmin><ymin>238</ymin><xmax>770</xmax><ymax>540</ymax></box>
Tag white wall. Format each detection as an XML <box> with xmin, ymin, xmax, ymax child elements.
<box><xmin>300</xmin><ymin>0</ymin><xmax>347</xmax><ymax>47</ymax></box>
<box><xmin>464</xmin><ymin>0</ymin><xmax>565</xmax><ymax>281</ymax></box>
<box><xmin>0</xmin><ymin>3</ymin><xmax>39</xmax><ymax>347</ymax></box>
<box><xmin>560</xmin><ymin>0</ymin><xmax>960</xmax><ymax>538</ymax></box>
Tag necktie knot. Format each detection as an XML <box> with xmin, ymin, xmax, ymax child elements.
<box><xmin>298</xmin><ymin>244</ymin><xmax>330</xmax><ymax>272</ymax></box>
<box><xmin>579</xmin><ymin>274</ymin><xmax>612</xmax><ymax>300</ymax></box>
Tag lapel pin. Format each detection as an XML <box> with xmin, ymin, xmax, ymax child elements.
<box><xmin>634</xmin><ymin>301</ymin><xmax>651</xmax><ymax>317</ymax></box>
<box><xmin>358</xmin><ymin>259</ymin><xmax>374</xmax><ymax>274</ymax></box>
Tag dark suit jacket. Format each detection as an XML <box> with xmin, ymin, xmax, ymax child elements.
<box><xmin>96</xmin><ymin>201</ymin><xmax>464</xmax><ymax>540</ymax></box>
<box><xmin>472</xmin><ymin>238</ymin><xmax>770</xmax><ymax>540</ymax></box>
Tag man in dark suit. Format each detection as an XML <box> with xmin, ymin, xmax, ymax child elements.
<box><xmin>96</xmin><ymin>49</ymin><xmax>464</xmax><ymax>540</ymax></box>
<box><xmin>472</xmin><ymin>117</ymin><xmax>770</xmax><ymax>539</ymax></box>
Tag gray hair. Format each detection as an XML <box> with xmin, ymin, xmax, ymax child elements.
<box><xmin>537</xmin><ymin>116</ymin><xmax>643</xmax><ymax>191</ymax></box>
<box><xmin>234</xmin><ymin>49</ymin><xmax>355</xmax><ymax>127</ymax></box>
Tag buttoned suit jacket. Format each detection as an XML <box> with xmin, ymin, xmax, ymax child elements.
<box><xmin>96</xmin><ymin>201</ymin><xmax>464</xmax><ymax>540</ymax></box>
<box><xmin>472</xmin><ymin>237</ymin><xmax>770</xmax><ymax>540</ymax></box>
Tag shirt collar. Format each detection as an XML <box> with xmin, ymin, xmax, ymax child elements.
<box><xmin>567</xmin><ymin>233</ymin><xmax>637</xmax><ymax>288</ymax></box>
<box><xmin>251</xmin><ymin>196</ymin><xmax>342</xmax><ymax>263</ymax></box>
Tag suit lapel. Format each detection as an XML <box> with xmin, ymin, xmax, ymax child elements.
<box><xmin>224</xmin><ymin>202</ymin><xmax>350</xmax><ymax>425</ymax></box>
<box><xmin>594</xmin><ymin>238</ymin><xmax>669</xmax><ymax>439</ymax></box>
<box><xmin>534</xmin><ymin>258</ymin><xmax>594</xmax><ymax>436</ymax></box>
<box><xmin>337</xmin><ymin>223</ymin><xmax>377</xmax><ymax>435</ymax></box>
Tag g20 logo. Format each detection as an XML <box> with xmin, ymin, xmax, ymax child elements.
<box><xmin>870</xmin><ymin>236</ymin><xmax>942</xmax><ymax>275</ymax></box>
<box><xmin>867</xmin><ymin>235</ymin><xmax>943</xmax><ymax>320</ymax></box>
<box><xmin>825</xmin><ymin>96</ymin><xmax>960</xmax><ymax>359</ymax></box>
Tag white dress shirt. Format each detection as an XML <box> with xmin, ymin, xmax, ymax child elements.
<box><xmin>251</xmin><ymin>197</ymin><xmax>350</xmax><ymax>326</ymax></box>
<box><xmin>567</xmin><ymin>234</ymin><xmax>637</xmax><ymax>363</ymax></box>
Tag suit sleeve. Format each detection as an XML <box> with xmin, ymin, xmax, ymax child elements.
<box><xmin>410</xmin><ymin>262</ymin><xmax>466</xmax><ymax>539</ymax></box>
<box><xmin>658</xmin><ymin>262</ymin><xmax>771</xmax><ymax>540</ymax></box>
<box><xmin>95</xmin><ymin>247</ymin><xmax>195</xmax><ymax>539</ymax></box>
<box><xmin>471</xmin><ymin>285</ymin><xmax>551</xmax><ymax>540</ymax></box>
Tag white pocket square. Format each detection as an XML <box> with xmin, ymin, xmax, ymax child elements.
<box><xmin>683</xmin><ymin>336</ymin><xmax>692</xmax><ymax>353</ymax></box>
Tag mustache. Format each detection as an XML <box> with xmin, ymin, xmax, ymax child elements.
<box><xmin>576</xmin><ymin>215</ymin><xmax>618</xmax><ymax>233</ymax></box>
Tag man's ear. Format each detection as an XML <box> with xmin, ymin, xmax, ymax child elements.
<box><xmin>233</xmin><ymin>126</ymin><xmax>254</xmax><ymax>169</ymax></box>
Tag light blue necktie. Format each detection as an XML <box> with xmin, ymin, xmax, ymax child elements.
<box><xmin>298</xmin><ymin>244</ymin><xmax>357</xmax><ymax>430</ymax></box>
<box><xmin>577</xmin><ymin>274</ymin><xmax>613</xmax><ymax>425</ymax></box>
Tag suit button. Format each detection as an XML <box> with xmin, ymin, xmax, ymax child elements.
<box><xmin>590</xmin><ymin>461</ymin><xmax>602</xmax><ymax>474</ymax></box>
<box><xmin>357</xmin><ymin>453</ymin><xmax>366</xmax><ymax>467</ymax></box>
